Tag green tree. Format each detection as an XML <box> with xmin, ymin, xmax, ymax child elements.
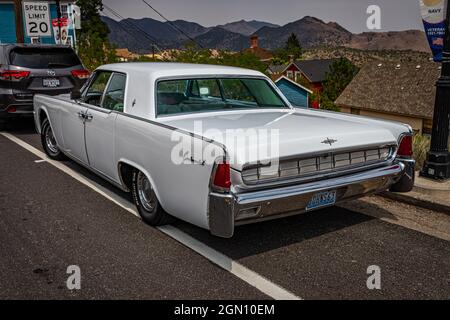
<box><xmin>321</xmin><ymin>58</ymin><xmax>358</xmax><ymax>111</ymax></box>
<box><xmin>273</xmin><ymin>33</ymin><xmax>303</xmax><ymax>64</ymax></box>
<box><xmin>286</xmin><ymin>33</ymin><xmax>301</xmax><ymax>52</ymax></box>
<box><xmin>170</xmin><ymin>45</ymin><xmax>266</xmax><ymax>73</ymax></box>
<box><xmin>76</xmin><ymin>0</ymin><xmax>117</xmax><ymax>70</ymax></box>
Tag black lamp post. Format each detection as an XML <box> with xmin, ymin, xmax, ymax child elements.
<box><xmin>421</xmin><ymin>0</ymin><xmax>450</xmax><ymax>180</ymax></box>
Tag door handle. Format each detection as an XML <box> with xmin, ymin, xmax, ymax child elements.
<box><xmin>85</xmin><ymin>113</ymin><xmax>93</xmax><ymax>120</ymax></box>
<box><xmin>77</xmin><ymin>111</ymin><xmax>85</xmax><ymax>119</ymax></box>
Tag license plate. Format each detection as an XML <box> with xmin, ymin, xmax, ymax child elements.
<box><xmin>43</xmin><ymin>78</ymin><xmax>60</xmax><ymax>87</ymax></box>
<box><xmin>306</xmin><ymin>190</ymin><xmax>337</xmax><ymax>211</ymax></box>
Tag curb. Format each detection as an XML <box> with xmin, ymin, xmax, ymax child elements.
<box><xmin>380</xmin><ymin>191</ymin><xmax>450</xmax><ymax>216</ymax></box>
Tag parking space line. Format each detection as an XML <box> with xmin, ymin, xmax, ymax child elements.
<box><xmin>0</xmin><ymin>132</ymin><xmax>301</xmax><ymax>300</ymax></box>
<box><xmin>34</xmin><ymin>159</ymin><xmax>46</xmax><ymax>163</ymax></box>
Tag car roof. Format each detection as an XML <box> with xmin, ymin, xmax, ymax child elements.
<box><xmin>97</xmin><ymin>62</ymin><xmax>265</xmax><ymax>79</ymax></box>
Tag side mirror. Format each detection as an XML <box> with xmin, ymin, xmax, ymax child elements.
<box><xmin>71</xmin><ymin>89</ymin><xmax>82</xmax><ymax>101</ymax></box>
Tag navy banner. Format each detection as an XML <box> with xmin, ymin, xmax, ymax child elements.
<box><xmin>420</xmin><ymin>0</ymin><xmax>446</xmax><ymax>62</ymax></box>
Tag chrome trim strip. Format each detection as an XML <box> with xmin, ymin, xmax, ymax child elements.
<box><xmin>209</xmin><ymin>162</ymin><xmax>405</xmax><ymax>238</ymax></box>
<box><xmin>236</xmin><ymin>163</ymin><xmax>404</xmax><ymax>205</ymax></box>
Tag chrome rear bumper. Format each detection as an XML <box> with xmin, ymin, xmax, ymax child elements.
<box><xmin>209</xmin><ymin>161</ymin><xmax>410</xmax><ymax>238</ymax></box>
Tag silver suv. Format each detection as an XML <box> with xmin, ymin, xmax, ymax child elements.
<box><xmin>0</xmin><ymin>44</ymin><xmax>89</xmax><ymax>124</ymax></box>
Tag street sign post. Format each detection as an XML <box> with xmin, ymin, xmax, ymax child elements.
<box><xmin>52</xmin><ymin>17</ymin><xmax>69</xmax><ymax>45</ymax></box>
<box><xmin>23</xmin><ymin>1</ymin><xmax>51</xmax><ymax>38</ymax></box>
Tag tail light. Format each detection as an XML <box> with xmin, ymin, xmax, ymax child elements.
<box><xmin>397</xmin><ymin>135</ymin><xmax>413</xmax><ymax>158</ymax></box>
<box><xmin>71</xmin><ymin>69</ymin><xmax>90</xmax><ymax>79</ymax></box>
<box><xmin>0</xmin><ymin>70</ymin><xmax>30</xmax><ymax>81</ymax></box>
<box><xmin>6</xmin><ymin>106</ymin><xmax>17</xmax><ymax>113</ymax></box>
<box><xmin>212</xmin><ymin>162</ymin><xmax>231</xmax><ymax>191</ymax></box>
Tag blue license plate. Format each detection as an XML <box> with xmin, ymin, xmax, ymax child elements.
<box><xmin>306</xmin><ymin>190</ymin><xmax>337</xmax><ymax>211</ymax></box>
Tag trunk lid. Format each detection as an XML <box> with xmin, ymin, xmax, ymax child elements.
<box><xmin>160</xmin><ymin>109</ymin><xmax>398</xmax><ymax>170</ymax></box>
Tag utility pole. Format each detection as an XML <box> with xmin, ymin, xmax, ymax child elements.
<box><xmin>13</xmin><ymin>0</ymin><xmax>24</xmax><ymax>43</ymax></box>
<box><xmin>422</xmin><ymin>0</ymin><xmax>450</xmax><ymax>180</ymax></box>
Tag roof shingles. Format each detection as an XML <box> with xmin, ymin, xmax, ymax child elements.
<box><xmin>335</xmin><ymin>62</ymin><xmax>440</xmax><ymax>119</ymax></box>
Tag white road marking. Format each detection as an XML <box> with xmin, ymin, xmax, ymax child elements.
<box><xmin>34</xmin><ymin>159</ymin><xmax>46</xmax><ymax>163</ymax></box>
<box><xmin>0</xmin><ymin>132</ymin><xmax>301</xmax><ymax>300</ymax></box>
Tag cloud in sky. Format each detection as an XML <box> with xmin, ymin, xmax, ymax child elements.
<box><xmin>103</xmin><ymin>0</ymin><xmax>424</xmax><ymax>33</ymax></box>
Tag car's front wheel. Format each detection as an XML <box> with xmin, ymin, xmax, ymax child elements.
<box><xmin>131</xmin><ymin>169</ymin><xmax>170</xmax><ymax>226</ymax></box>
<box><xmin>41</xmin><ymin>118</ymin><xmax>66</xmax><ymax>160</ymax></box>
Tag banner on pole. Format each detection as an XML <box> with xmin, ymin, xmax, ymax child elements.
<box><xmin>52</xmin><ymin>18</ymin><xmax>69</xmax><ymax>45</ymax></box>
<box><xmin>420</xmin><ymin>0</ymin><xmax>446</xmax><ymax>62</ymax></box>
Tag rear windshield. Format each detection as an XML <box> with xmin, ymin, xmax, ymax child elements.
<box><xmin>157</xmin><ymin>77</ymin><xmax>288</xmax><ymax>116</ymax></box>
<box><xmin>9</xmin><ymin>47</ymin><xmax>82</xmax><ymax>69</ymax></box>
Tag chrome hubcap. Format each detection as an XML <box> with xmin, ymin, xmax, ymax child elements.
<box><xmin>45</xmin><ymin>125</ymin><xmax>59</xmax><ymax>154</ymax></box>
<box><xmin>137</xmin><ymin>172</ymin><xmax>156</xmax><ymax>212</ymax></box>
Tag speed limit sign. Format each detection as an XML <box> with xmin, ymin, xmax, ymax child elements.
<box><xmin>23</xmin><ymin>2</ymin><xmax>51</xmax><ymax>37</ymax></box>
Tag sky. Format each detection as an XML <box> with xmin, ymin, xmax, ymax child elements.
<box><xmin>103</xmin><ymin>0</ymin><xmax>425</xmax><ymax>34</ymax></box>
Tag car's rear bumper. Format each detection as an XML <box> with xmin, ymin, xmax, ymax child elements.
<box><xmin>208</xmin><ymin>160</ymin><xmax>413</xmax><ymax>238</ymax></box>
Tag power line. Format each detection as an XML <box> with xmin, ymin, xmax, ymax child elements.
<box><xmin>103</xmin><ymin>11</ymin><xmax>153</xmax><ymax>52</ymax></box>
<box><xmin>140</xmin><ymin>0</ymin><xmax>204</xmax><ymax>48</ymax></box>
<box><xmin>103</xmin><ymin>4</ymin><xmax>161</xmax><ymax>49</ymax></box>
<box><xmin>103</xmin><ymin>4</ymin><xmax>164</xmax><ymax>53</ymax></box>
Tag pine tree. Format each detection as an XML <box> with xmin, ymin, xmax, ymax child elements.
<box><xmin>321</xmin><ymin>58</ymin><xmax>358</xmax><ymax>111</ymax></box>
<box><xmin>273</xmin><ymin>33</ymin><xmax>303</xmax><ymax>64</ymax></box>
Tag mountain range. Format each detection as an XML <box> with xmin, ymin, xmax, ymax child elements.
<box><xmin>101</xmin><ymin>15</ymin><xmax>430</xmax><ymax>54</ymax></box>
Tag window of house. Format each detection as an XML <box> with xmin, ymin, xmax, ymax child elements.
<box><xmin>294</xmin><ymin>71</ymin><xmax>301</xmax><ymax>82</ymax></box>
<box><xmin>286</xmin><ymin>71</ymin><xmax>294</xmax><ymax>79</ymax></box>
<box><xmin>60</xmin><ymin>4</ymin><xmax>69</xmax><ymax>18</ymax></box>
<box><xmin>350</xmin><ymin>108</ymin><xmax>360</xmax><ymax>115</ymax></box>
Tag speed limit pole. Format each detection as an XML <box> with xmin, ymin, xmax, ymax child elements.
<box><xmin>13</xmin><ymin>0</ymin><xmax>24</xmax><ymax>43</ymax></box>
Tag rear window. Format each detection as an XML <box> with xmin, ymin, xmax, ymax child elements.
<box><xmin>9</xmin><ymin>47</ymin><xmax>82</xmax><ymax>69</ymax></box>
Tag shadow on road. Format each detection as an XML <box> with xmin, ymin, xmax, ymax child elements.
<box><xmin>173</xmin><ymin>207</ymin><xmax>375</xmax><ymax>260</ymax></box>
<box><xmin>1</xmin><ymin>117</ymin><xmax>36</xmax><ymax>135</ymax></box>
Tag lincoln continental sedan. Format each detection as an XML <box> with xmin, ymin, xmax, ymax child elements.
<box><xmin>33</xmin><ymin>63</ymin><xmax>415</xmax><ymax>238</ymax></box>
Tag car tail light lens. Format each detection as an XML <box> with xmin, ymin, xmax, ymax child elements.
<box><xmin>397</xmin><ymin>135</ymin><xmax>413</xmax><ymax>158</ymax></box>
<box><xmin>6</xmin><ymin>106</ymin><xmax>17</xmax><ymax>113</ymax></box>
<box><xmin>213</xmin><ymin>162</ymin><xmax>231</xmax><ymax>191</ymax></box>
<box><xmin>71</xmin><ymin>69</ymin><xmax>90</xmax><ymax>79</ymax></box>
<box><xmin>0</xmin><ymin>70</ymin><xmax>30</xmax><ymax>81</ymax></box>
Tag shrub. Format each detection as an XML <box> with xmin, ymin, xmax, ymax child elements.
<box><xmin>412</xmin><ymin>134</ymin><xmax>430</xmax><ymax>171</ymax></box>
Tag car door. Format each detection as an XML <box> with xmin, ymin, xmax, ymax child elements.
<box><xmin>60</xmin><ymin>97</ymin><xmax>89</xmax><ymax>164</ymax></box>
<box><xmin>83</xmin><ymin>72</ymin><xmax>126</xmax><ymax>181</ymax></box>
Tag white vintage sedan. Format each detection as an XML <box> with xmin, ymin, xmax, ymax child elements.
<box><xmin>34</xmin><ymin>63</ymin><xmax>415</xmax><ymax>238</ymax></box>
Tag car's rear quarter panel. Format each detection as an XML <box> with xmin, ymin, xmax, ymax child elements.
<box><xmin>115</xmin><ymin>113</ymin><xmax>224</xmax><ymax>229</ymax></box>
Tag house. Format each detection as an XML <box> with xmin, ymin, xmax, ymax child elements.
<box><xmin>274</xmin><ymin>75</ymin><xmax>312</xmax><ymax>108</ymax></box>
<box><xmin>115</xmin><ymin>48</ymin><xmax>140</xmax><ymax>62</ymax></box>
<box><xmin>242</xmin><ymin>35</ymin><xmax>273</xmax><ymax>62</ymax></box>
<box><xmin>0</xmin><ymin>0</ymin><xmax>75</xmax><ymax>45</ymax></box>
<box><xmin>335</xmin><ymin>62</ymin><xmax>440</xmax><ymax>135</ymax></box>
<box><xmin>267</xmin><ymin>58</ymin><xmax>339</xmax><ymax>92</ymax></box>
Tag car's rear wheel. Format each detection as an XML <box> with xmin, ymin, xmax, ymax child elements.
<box><xmin>41</xmin><ymin>118</ymin><xmax>66</xmax><ymax>160</ymax></box>
<box><xmin>131</xmin><ymin>169</ymin><xmax>170</xmax><ymax>226</ymax></box>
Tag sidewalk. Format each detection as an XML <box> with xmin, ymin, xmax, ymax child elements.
<box><xmin>382</xmin><ymin>172</ymin><xmax>450</xmax><ymax>215</ymax></box>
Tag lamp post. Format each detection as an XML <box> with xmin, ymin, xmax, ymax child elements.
<box><xmin>421</xmin><ymin>0</ymin><xmax>450</xmax><ymax>180</ymax></box>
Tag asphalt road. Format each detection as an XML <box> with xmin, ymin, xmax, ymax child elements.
<box><xmin>1</xmin><ymin>118</ymin><xmax>450</xmax><ymax>299</ymax></box>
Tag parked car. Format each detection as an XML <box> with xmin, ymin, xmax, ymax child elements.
<box><xmin>0</xmin><ymin>44</ymin><xmax>89</xmax><ymax>125</ymax></box>
<box><xmin>33</xmin><ymin>63</ymin><xmax>415</xmax><ymax>238</ymax></box>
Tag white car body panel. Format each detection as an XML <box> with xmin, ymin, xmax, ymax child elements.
<box><xmin>33</xmin><ymin>63</ymin><xmax>413</xmax><ymax>236</ymax></box>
